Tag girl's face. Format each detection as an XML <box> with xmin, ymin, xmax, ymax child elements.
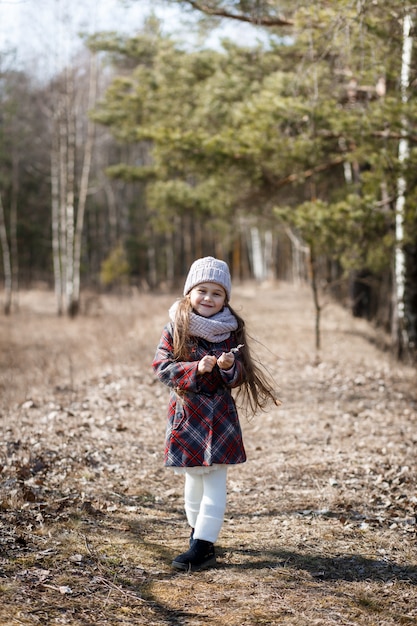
<box><xmin>189</xmin><ymin>282</ymin><xmax>227</xmax><ymax>317</ymax></box>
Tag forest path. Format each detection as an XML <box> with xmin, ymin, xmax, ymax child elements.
<box><xmin>0</xmin><ymin>283</ymin><xmax>416</xmax><ymax>625</ymax></box>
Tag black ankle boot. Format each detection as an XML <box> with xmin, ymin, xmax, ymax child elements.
<box><xmin>189</xmin><ymin>528</ymin><xmax>195</xmax><ymax>547</ymax></box>
<box><xmin>172</xmin><ymin>539</ymin><xmax>216</xmax><ymax>572</ymax></box>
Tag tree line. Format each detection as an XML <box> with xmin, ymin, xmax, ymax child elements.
<box><xmin>0</xmin><ymin>0</ymin><xmax>417</xmax><ymax>359</ymax></box>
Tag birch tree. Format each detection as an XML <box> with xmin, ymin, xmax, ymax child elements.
<box><xmin>73</xmin><ymin>53</ymin><xmax>97</xmax><ymax>312</ymax></box>
<box><xmin>51</xmin><ymin>106</ymin><xmax>63</xmax><ymax>314</ymax></box>
<box><xmin>50</xmin><ymin>68</ymin><xmax>75</xmax><ymax>315</ymax></box>
<box><xmin>50</xmin><ymin>54</ymin><xmax>97</xmax><ymax>316</ymax></box>
<box><xmin>392</xmin><ymin>13</ymin><xmax>413</xmax><ymax>358</ymax></box>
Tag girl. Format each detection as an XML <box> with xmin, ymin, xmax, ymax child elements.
<box><xmin>152</xmin><ymin>256</ymin><xmax>278</xmax><ymax>572</ymax></box>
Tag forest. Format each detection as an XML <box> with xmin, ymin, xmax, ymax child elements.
<box><xmin>1</xmin><ymin>0</ymin><xmax>417</xmax><ymax>358</ymax></box>
<box><xmin>2</xmin><ymin>4</ymin><xmax>417</xmax><ymax>624</ymax></box>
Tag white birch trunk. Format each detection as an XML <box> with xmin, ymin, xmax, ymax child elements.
<box><xmin>65</xmin><ymin>69</ymin><xmax>76</xmax><ymax>315</ymax></box>
<box><xmin>73</xmin><ymin>55</ymin><xmax>97</xmax><ymax>310</ymax></box>
<box><xmin>250</xmin><ymin>226</ymin><xmax>264</xmax><ymax>281</ymax></box>
<box><xmin>392</xmin><ymin>14</ymin><xmax>413</xmax><ymax>355</ymax></box>
<box><xmin>285</xmin><ymin>226</ymin><xmax>309</xmax><ymax>285</ymax></box>
<box><xmin>249</xmin><ymin>228</ymin><xmax>275</xmax><ymax>281</ymax></box>
<box><xmin>264</xmin><ymin>230</ymin><xmax>274</xmax><ymax>280</ymax></box>
<box><xmin>51</xmin><ymin>110</ymin><xmax>63</xmax><ymax>315</ymax></box>
<box><xmin>0</xmin><ymin>193</ymin><xmax>12</xmax><ymax>315</ymax></box>
<box><xmin>58</xmin><ymin>90</ymin><xmax>68</xmax><ymax>311</ymax></box>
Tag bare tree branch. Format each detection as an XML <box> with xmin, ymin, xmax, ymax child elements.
<box><xmin>273</xmin><ymin>157</ymin><xmax>345</xmax><ymax>189</ymax></box>
<box><xmin>182</xmin><ymin>1</ymin><xmax>294</xmax><ymax>27</ymax></box>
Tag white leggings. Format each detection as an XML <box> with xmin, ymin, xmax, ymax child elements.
<box><xmin>184</xmin><ymin>466</ymin><xmax>228</xmax><ymax>544</ymax></box>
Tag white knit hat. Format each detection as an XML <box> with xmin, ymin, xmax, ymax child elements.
<box><xmin>183</xmin><ymin>257</ymin><xmax>232</xmax><ymax>300</ymax></box>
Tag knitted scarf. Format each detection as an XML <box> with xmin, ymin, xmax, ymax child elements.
<box><xmin>169</xmin><ymin>300</ymin><xmax>238</xmax><ymax>343</ymax></box>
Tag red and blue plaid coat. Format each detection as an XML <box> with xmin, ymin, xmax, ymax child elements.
<box><xmin>152</xmin><ymin>323</ymin><xmax>247</xmax><ymax>468</ymax></box>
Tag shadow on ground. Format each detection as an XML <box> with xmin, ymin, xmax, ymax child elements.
<box><xmin>220</xmin><ymin>546</ymin><xmax>417</xmax><ymax>583</ymax></box>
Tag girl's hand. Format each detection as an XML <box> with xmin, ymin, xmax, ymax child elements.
<box><xmin>198</xmin><ymin>354</ymin><xmax>217</xmax><ymax>374</ymax></box>
<box><xmin>217</xmin><ymin>351</ymin><xmax>235</xmax><ymax>370</ymax></box>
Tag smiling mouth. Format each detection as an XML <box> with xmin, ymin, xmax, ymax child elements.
<box><xmin>198</xmin><ymin>304</ymin><xmax>213</xmax><ymax>314</ymax></box>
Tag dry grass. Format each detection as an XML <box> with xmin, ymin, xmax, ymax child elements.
<box><xmin>0</xmin><ymin>282</ymin><xmax>417</xmax><ymax>625</ymax></box>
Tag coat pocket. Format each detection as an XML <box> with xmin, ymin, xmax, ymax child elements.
<box><xmin>172</xmin><ymin>394</ymin><xmax>185</xmax><ymax>430</ymax></box>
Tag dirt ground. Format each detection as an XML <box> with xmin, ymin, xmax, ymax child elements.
<box><xmin>0</xmin><ymin>282</ymin><xmax>416</xmax><ymax>625</ymax></box>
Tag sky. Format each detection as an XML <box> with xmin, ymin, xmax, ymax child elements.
<box><xmin>0</xmin><ymin>0</ymin><xmax>268</xmax><ymax>76</ymax></box>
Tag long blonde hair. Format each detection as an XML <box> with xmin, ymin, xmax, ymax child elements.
<box><xmin>172</xmin><ymin>295</ymin><xmax>279</xmax><ymax>415</ymax></box>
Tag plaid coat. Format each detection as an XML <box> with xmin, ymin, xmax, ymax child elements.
<box><xmin>152</xmin><ymin>323</ymin><xmax>247</xmax><ymax>468</ymax></box>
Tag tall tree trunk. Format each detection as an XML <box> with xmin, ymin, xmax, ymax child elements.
<box><xmin>51</xmin><ymin>110</ymin><xmax>63</xmax><ymax>315</ymax></box>
<box><xmin>99</xmin><ymin>165</ymin><xmax>118</xmax><ymax>249</ymax></box>
<box><xmin>0</xmin><ymin>193</ymin><xmax>12</xmax><ymax>315</ymax></box>
<box><xmin>73</xmin><ymin>54</ymin><xmax>97</xmax><ymax>314</ymax></box>
<box><xmin>165</xmin><ymin>229</ymin><xmax>175</xmax><ymax>288</ymax></box>
<box><xmin>250</xmin><ymin>226</ymin><xmax>263</xmax><ymax>280</ymax></box>
<box><xmin>264</xmin><ymin>230</ymin><xmax>274</xmax><ymax>280</ymax></box>
<box><xmin>183</xmin><ymin>214</ymin><xmax>193</xmax><ymax>271</ymax></box>
<box><xmin>392</xmin><ymin>13</ymin><xmax>413</xmax><ymax>358</ymax></box>
<box><xmin>194</xmin><ymin>217</ymin><xmax>203</xmax><ymax>259</ymax></box>
<box><xmin>231</xmin><ymin>235</ymin><xmax>241</xmax><ymax>281</ymax></box>
<box><xmin>285</xmin><ymin>226</ymin><xmax>309</xmax><ymax>285</ymax></box>
<box><xmin>58</xmin><ymin>89</ymin><xmax>68</xmax><ymax>314</ymax></box>
<box><xmin>147</xmin><ymin>228</ymin><xmax>157</xmax><ymax>289</ymax></box>
<box><xmin>65</xmin><ymin>68</ymin><xmax>76</xmax><ymax>316</ymax></box>
<box><xmin>309</xmin><ymin>245</ymin><xmax>321</xmax><ymax>355</ymax></box>
<box><xmin>53</xmin><ymin>64</ymin><xmax>92</xmax><ymax>318</ymax></box>
<box><xmin>10</xmin><ymin>138</ymin><xmax>19</xmax><ymax>303</ymax></box>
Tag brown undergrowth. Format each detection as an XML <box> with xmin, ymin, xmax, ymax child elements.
<box><xmin>0</xmin><ymin>283</ymin><xmax>416</xmax><ymax>625</ymax></box>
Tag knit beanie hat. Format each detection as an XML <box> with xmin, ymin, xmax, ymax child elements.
<box><xmin>183</xmin><ymin>256</ymin><xmax>232</xmax><ymax>301</ymax></box>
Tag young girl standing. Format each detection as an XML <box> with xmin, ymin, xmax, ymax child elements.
<box><xmin>152</xmin><ymin>256</ymin><xmax>277</xmax><ymax>572</ymax></box>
